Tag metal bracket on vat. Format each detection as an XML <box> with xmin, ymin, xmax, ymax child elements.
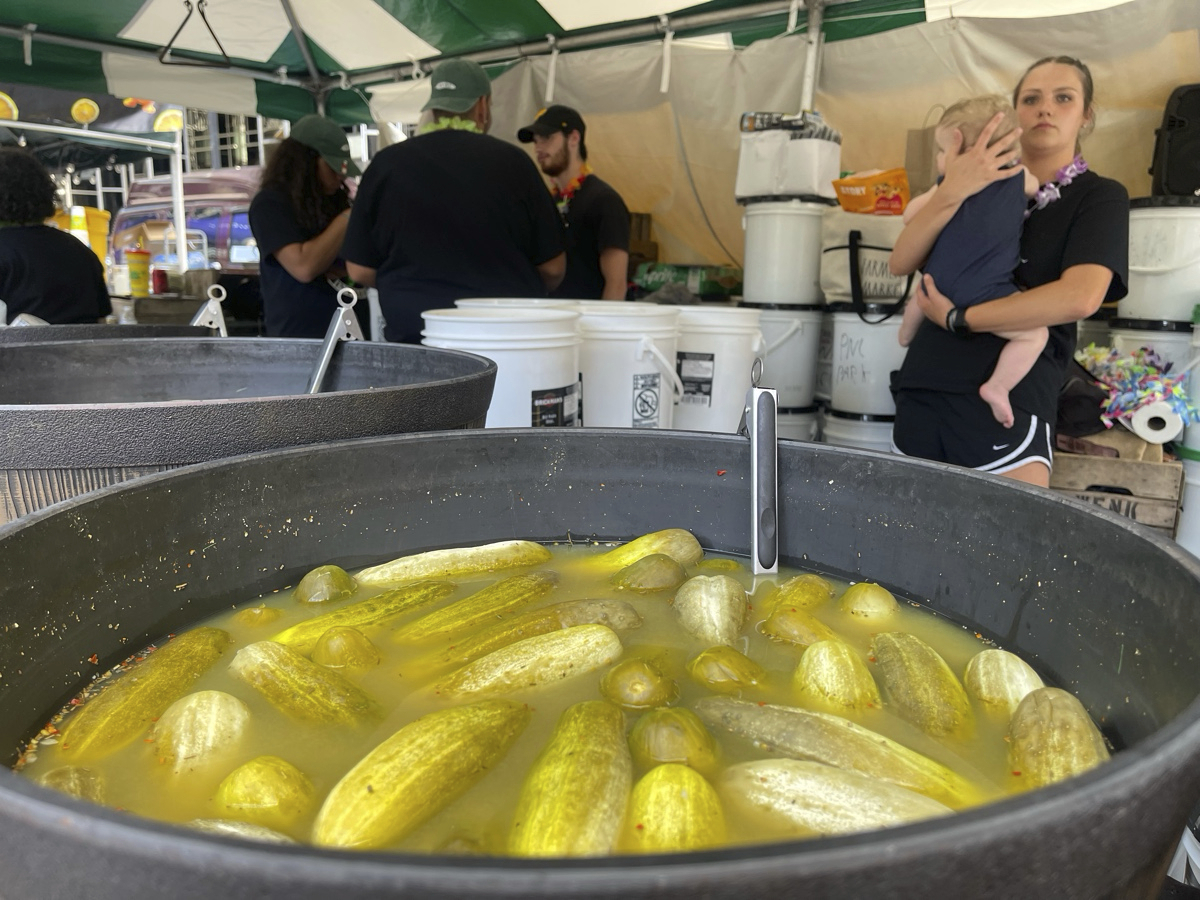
<box><xmin>738</xmin><ymin>357</ymin><xmax>779</xmax><ymax>575</ymax></box>
<box><xmin>306</xmin><ymin>288</ymin><xmax>364</xmax><ymax>394</ymax></box>
<box><xmin>190</xmin><ymin>284</ymin><xmax>228</xmax><ymax>337</ymax></box>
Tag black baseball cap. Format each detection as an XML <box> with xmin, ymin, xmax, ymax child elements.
<box><xmin>517</xmin><ymin>105</ymin><xmax>586</xmax><ymax>144</ymax></box>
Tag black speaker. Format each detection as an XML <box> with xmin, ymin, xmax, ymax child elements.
<box><xmin>1150</xmin><ymin>83</ymin><xmax>1200</xmax><ymax>196</ymax></box>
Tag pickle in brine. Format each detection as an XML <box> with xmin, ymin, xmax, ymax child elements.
<box><xmin>187</xmin><ymin>818</ymin><xmax>296</xmax><ymax>844</ymax></box>
<box><xmin>232</xmin><ymin>605</ymin><xmax>284</xmax><ymax>628</ymax></box>
<box><xmin>215</xmin><ymin>755</ymin><xmax>316</xmax><ymax>836</ymax></box>
<box><xmin>592</xmin><ymin>528</ymin><xmax>704</xmax><ymax>570</ymax></box>
<box><xmin>963</xmin><ymin>648</ymin><xmax>1045</xmax><ymax>719</ymax></box>
<box><xmin>600</xmin><ymin>658</ymin><xmax>678</xmax><ymax>710</ymax></box>
<box><xmin>37</xmin><ymin>766</ymin><xmax>105</xmax><ymax>804</ymax></box>
<box><xmin>761</xmin><ymin>605</ymin><xmax>841</xmax><ymax>648</ymax></box>
<box><xmin>313</xmin><ymin>699</ymin><xmax>530</xmax><ymax>849</ymax></box>
<box><xmin>311</xmin><ymin>626</ymin><xmax>381</xmax><ymax>673</ymax></box>
<box><xmin>152</xmin><ymin>690</ymin><xmax>251</xmax><ymax>775</ymax></box>
<box><xmin>622</xmin><ymin>763</ymin><xmax>725</xmax><ymax>853</ymax></box>
<box><xmin>427</xmin><ymin>598</ymin><xmax>642</xmax><ymax>672</ymax></box>
<box><xmin>870</xmin><ymin>632</ymin><xmax>973</xmax><ymax>737</ymax></box>
<box><xmin>628</xmin><ymin>707</ymin><xmax>721</xmax><ymax>778</ymax></box>
<box><xmin>760</xmin><ymin>573</ymin><xmax>836</xmax><ymax>616</ymax></box>
<box><xmin>793</xmin><ymin>640</ymin><xmax>881</xmax><ymax>713</ymax></box>
<box><xmin>356</xmin><ymin>540</ymin><xmax>551</xmax><ymax>587</ymax></box>
<box><xmin>673</xmin><ymin>575</ymin><xmax>747</xmax><ymax>646</ymax></box>
<box><xmin>60</xmin><ymin>627</ymin><xmax>230</xmax><ymax>761</ymax></box>
<box><xmin>837</xmin><ymin>582</ymin><xmax>899</xmax><ymax>621</ymax></box>
<box><xmin>509</xmin><ymin>700</ymin><xmax>632</xmax><ymax>857</ymax></box>
<box><xmin>611</xmin><ymin>554</ymin><xmax>688</xmax><ymax>593</ymax></box>
<box><xmin>436</xmin><ymin>624</ymin><xmax>622</xmax><ymax>700</ymax></box>
<box><xmin>719</xmin><ymin>759</ymin><xmax>952</xmax><ymax>837</ymax></box>
<box><xmin>693</xmin><ymin>696</ymin><xmax>985</xmax><ymax>806</ymax></box>
<box><xmin>294</xmin><ymin>564</ymin><xmax>357</xmax><ymax>604</ymax></box>
<box><xmin>686</xmin><ymin>645</ymin><xmax>766</xmax><ymax>694</ymax></box>
<box><xmin>229</xmin><ymin>641</ymin><xmax>379</xmax><ymax>724</ymax></box>
<box><xmin>1007</xmin><ymin>687</ymin><xmax>1110</xmax><ymax>790</ymax></box>
<box><xmin>270</xmin><ymin>580</ymin><xmax>455</xmax><ymax>655</ymax></box>
<box><xmin>394</xmin><ymin>572</ymin><xmax>558</xmax><ymax>644</ymax></box>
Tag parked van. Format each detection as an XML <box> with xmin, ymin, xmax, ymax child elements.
<box><xmin>110</xmin><ymin>166</ymin><xmax>263</xmax><ymax>323</ymax></box>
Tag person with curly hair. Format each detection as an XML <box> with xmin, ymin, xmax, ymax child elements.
<box><xmin>0</xmin><ymin>148</ymin><xmax>110</xmax><ymax>324</ymax></box>
<box><xmin>249</xmin><ymin>115</ymin><xmax>363</xmax><ymax>337</ymax></box>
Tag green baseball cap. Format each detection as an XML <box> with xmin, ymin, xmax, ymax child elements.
<box><xmin>290</xmin><ymin>114</ymin><xmax>361</xmax><ymax>178</ymax></box>
<box><xmin>421</xmin><ymin>59</ymin><xmax>492</xmax><ymax>114</ymax></box>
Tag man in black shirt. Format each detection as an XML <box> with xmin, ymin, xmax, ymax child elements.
<box><xmin>344</xmin><ymin>60</ymin><xmax>566</xmax><ymax>343</ymax></box>
<box><xmin>0</xmin><ymin>148</ymin><xmax>110</xmax><ymax>324</ymax></box>
<box><xmin>518</xmin><ymin>105</ymin><xmax>630</xmax><ymax>300</ymax></box>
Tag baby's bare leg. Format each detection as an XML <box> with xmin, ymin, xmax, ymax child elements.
<box><xmin>979</xmin><ymin>326</ymin><xmax>1050</xmax><ymax>428</ymax></box>
<box><xmin>897</xmin><ymin>298</ymin><xmax>924</xmax><ymax>347</ymax></box>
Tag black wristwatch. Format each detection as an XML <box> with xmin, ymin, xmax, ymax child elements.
<box><xmin>945</xmin><ymin>307</ymin><xmax>971</xmax><ymax>336</ymax></box>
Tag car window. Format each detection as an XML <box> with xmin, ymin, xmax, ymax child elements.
<box><xmin>228</xmin><ymin>209</ymin><xmax>259</xmax><ymax>264</ymax></box>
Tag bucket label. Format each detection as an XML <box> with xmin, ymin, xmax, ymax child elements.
<box><xmin>531</xmin><ymin>383</ymin><xmax>580</xmax><ymax>427</ymax></box>
<box><xmin>631</xmin><ymin>372</ymin><xmax>662</xmax><ymax>428</ymax></box>
<box><xmin>676</xmin><ymin>352</ymin><xmax>715</xmax><ymax>407</ymax></box>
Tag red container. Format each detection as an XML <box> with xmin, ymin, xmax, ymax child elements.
<box><xmin>150</xmin><ymin>268</ymin><xmax>170</xmax><ymax>295</ymax></box>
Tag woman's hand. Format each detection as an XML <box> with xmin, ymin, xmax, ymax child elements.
<box><xmin>915</xmin><ymin>273</ymin><xmax>954</xmax><ymax>328</ymax></box>
<box><xmin>937</xmin><ymin>114</ymin><xmax>1025</xmax><ymax>207</ymax></box>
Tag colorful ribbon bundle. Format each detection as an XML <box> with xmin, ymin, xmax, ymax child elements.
<box><xmin>1075</xmin><ymin>343</ymin><xmax>1200</xmax><ymax>429</ymax></box>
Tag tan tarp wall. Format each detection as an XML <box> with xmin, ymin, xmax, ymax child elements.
<box><xmin>375</xmin><ymin>0</ymin><xmax>1200</xmax><ymax>267</ymax></box>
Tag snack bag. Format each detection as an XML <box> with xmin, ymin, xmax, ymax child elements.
<box><xmin>831</xmin><ymin>168</ymin><xmax>911</xmax><ymax>215</ymax></box>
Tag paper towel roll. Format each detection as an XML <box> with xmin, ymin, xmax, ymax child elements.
<box><xmin>1128</xmin><ymin>401</ymin><xmax>1185</xmax><ymax>444</ymax></box>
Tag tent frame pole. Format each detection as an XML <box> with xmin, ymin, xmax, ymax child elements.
<box><xmin>171</xmin><ymin>130</ymin><xmax>189</xmax><ymax>273</ymax></box>
<box><xmin>799</xmin><ymin>0</ymin><xmax>825</xmax><ymax>112</ymax></box>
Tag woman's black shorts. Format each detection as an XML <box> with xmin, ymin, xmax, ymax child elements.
<box><xmin>891</xmin><ymin>389</ymin><xmax>1053</xmax><ymax>474</ymax></box>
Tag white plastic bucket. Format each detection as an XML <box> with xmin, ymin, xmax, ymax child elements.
<box><xmin>829</xmin><ymin>304</ymin><xmax>908</xmax><ymax>416</ymax></box>
<box><xmin>747</xmin><ymin>304</ymin><xmax>823</xmax><ymax>409</ymax></box>
<box><xmin>777</xmin><ymin>406</ymin><xmax>820</xmax><ymax>442</ymax></box>
<box><xmin>1121</xmin><ymin>201</ymin><xmax>1200</xmax><ymax>322</ymax></box>
<box><xmin>421</xmin><ymin>307</ymin><xmax>581</xmax><ymax>428</ymax></box>
<box><xmin>822</xmin><ymin>409</ymin><xmax>895</xmax><ymax>454</ymax></box>
<box><xmin>1108</xmin><ymin>318</ymin><xmax>1194</xmax><ymax>373</ymax></box>
<box><xmin>1174</xmin><ymin>448</ymin><xmax>1200</xmax><ymax>558</ymax></box>
<box><xmin>815</xmin><ymin>312</ymin><xmax>834</xmax><ymax>403</ymax></box>
<box><xmin>672</xmin><ymin>306</ymin><xmax>764</xmax><ymax>432</ymax></box>
<box><xmin>1076</xmin><ymin>316</ymin><xmax>1111</xmax><ymax>351</ymax></box>
<box><xmin>742</xmin><ymin>200</ymin><xmax>826</xmax><ymax>304</ymax></box>
<box><xmin>576</xmin><ymin>305</ymin><xmax>682</xmax><ymax>428</ymax></box>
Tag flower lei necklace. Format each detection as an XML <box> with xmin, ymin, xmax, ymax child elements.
<box><xmin>552</xmin><ymin>162</ymin><xmax>592</xmax><ymax>218</ymax></box>
<box><xmin>1025</xmin><ymin>155</ymin><xmax>1087</xmax><ymax>219</ymax></box>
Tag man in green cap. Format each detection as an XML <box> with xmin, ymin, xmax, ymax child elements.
<box><xmin>345</xmin><ymin>59</ymin><xmax>566</xmax><ymax>343</ymax></box>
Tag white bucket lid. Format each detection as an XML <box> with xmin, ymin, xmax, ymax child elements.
<box><xmin>454</xmin><ymin>297</ymin><xmax>577</xmax><ymax>309</ymax></box>
<box><xmin>578</xmin><ymin>304</ymin><xmax>679</xmax><ymax>332</ymax></box>
<box><xmin>743</xmin><ymin>199</ymin><xmax>829</xmax><ymax>215</ymax></box>
<box><xmin>422</xmin><ymin>306</ymin><xmax>580</xmax><ymax>341</ymax></box>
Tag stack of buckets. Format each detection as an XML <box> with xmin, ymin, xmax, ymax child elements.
<box><xmin>420</xmin><ymin>297</ymin><xmax>766</xmax><ymax>433</ymax></box>
<box><xmin>1118</xmin><ymin>198</ymin><xmax>1200</xmax><ymax>556</ymax></box>
<box><xmin>739</xmin><ymin>198</ymin><xmax>827</xmax><ymax>441</ymax></box>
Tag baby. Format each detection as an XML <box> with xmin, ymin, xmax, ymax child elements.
<box><xmin>896</xmin><ymin>96</ymin><xmax>1042</xmax><ymax>429</ymax></box>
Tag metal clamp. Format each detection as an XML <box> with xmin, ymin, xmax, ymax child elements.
<box><xmin>306</xmin><ymin>288</ymin><xmax>364</xmax><ymax>394</ymax></box>
<box><xmin>738</xmin><ymin>358</ymin><xmax>779</xmax><ymax>575</ymax></box>
<box><xmin>190</xmin><ymin>283</ymin><xmax>228</xmax><ymax>336</ymax></box>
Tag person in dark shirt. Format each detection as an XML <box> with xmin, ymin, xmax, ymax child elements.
<box><xmin>518</xmin><ymin>105</ymin><xmax>631</xmax><ymax>301</ymax></box>
<box><xmin>0</xmin><ymin>148</ymin><xmax>110</xmax><ymax>324</ymax></box>
<box><xmin>891</xmin><ymin>56</ymin><xmax>1128</xmax><ymax>488</ymax></box>
<box><xmin>895</xmin><ymin>95</ymin><xmax>1041</xmax><ymax>429</ymax></box>
<box><xmin>249</xmin><ymin>115</ymin><xmax>362</xmax><ymax>338</ymax></box>
<box><xmin>344</xmin><ymin>59</ymin><xmax>565</xmax><ymax>343</ymax></box>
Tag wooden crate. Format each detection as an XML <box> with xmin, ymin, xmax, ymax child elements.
<box><xmin>1050</xmin><ymin>452</ymin><xmax>1183</xmax><ymax>535</ymax></box>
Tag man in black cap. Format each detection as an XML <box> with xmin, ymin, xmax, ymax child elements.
<box><xmin>344</xmin><ymin>59</ymin><xmax>565</xmax><ymax>343</ymax></box>
<box><xmin>518</xmin><ymin>105</ymin><xmax>630</xmax><ymax>301</ymax></box>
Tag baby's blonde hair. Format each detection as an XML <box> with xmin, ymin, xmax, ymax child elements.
<box><xmin>938</xmin><ymin>95</ymin><xmax>1018</xmax><ymax>152</ymax></box>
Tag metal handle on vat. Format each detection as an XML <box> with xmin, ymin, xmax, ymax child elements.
<box><xmin>190</xmin><ymin>284</ymin><xmax>228</xmax><ymax>337</ymax></box>
<box><xmin>306</xmin><ymin>289</ymin><xmax>365</xmax><ymax>394</ymax></box>
<box><xmin>738</xmin><ymin>358</ymin><xmax>779</xmax><ymax>575</ymax></box>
